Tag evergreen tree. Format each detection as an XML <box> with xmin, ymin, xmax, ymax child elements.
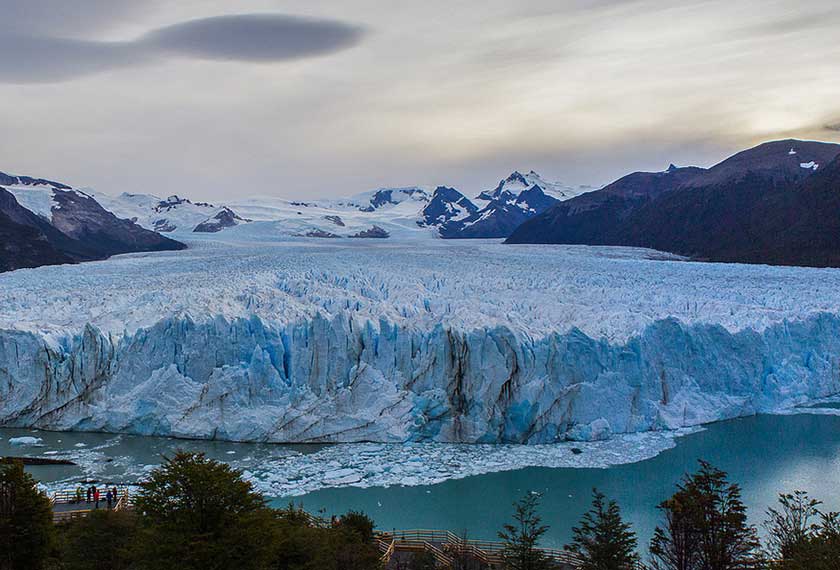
<box><xmin>134</xmin><ymin>451</ymin><xmax>276</xmax><ymax>570</ymax></box>
<box><xmin>0</xmin><ymin>460</ymin><xmax>54</xmax><ymax>570</ymax></box>
<box><xmin>650</xmin><ymin>460</ymin><xmax>760</xmax><ymax>570</ymax></box>
<box><xmin>567</xmin><ymin>489</ymin><xmax>640</xmax><ymax>570</ymax></box>
<box><xmin>498</xmin><ymin>493</ymin><xmax>551</xmax><ymax>570</ymax></box>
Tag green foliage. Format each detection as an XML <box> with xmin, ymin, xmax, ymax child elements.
<box><xmin>765</xmin><ymin>491</ymin><xmax>840</xmax><ymax>570</ymax></box>
<box><xmin>270</xmin><ymin>515</ymin><xmax>381</xmax><ymax>570</ymax></box>
<box><xmin>0</xmin><ymin>460</ymin><xmax>55</xmax><ymax>570</ymax></box>
<box><xmin>567</xmin><ymin>489</ymin><xmax>640</xmax><ymax>570</ymax></box>
<box><xmin>337</xmin><ymin>510</ymin><xmax>375</xmax><ymax>543</ymax></box>
<box><xmin>498</xmin><ymin>493</ymin><xmax>551</xmax><ymax>570</ymax></box>
<box><xmin>650</xmin><ymin>460</ymin><xmax>761</xmax><ymax>570</ymax></box>
<box><xmin>133</xmin><ymin>451</ymin><xmax>276</xmax><ymax>570</ymax></box>
<box><xmin>56</xmin><ymin>509</ymin><xmax>138</xmax><ymax>570</ymax></box>
<box><xmin>408</xmin><ymin>550</ymin><xmax>437</xmax><ymax>570</ymax></box>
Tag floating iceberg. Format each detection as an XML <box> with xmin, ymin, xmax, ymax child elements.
<box><xmin>9</xmin><ymin>436</ymin><xmax>44</xmax><ymax>446</ymax></box>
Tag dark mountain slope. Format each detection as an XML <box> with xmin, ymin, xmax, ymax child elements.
<box><xmin>507</xmin><ymin>140</ymin><xmax>840</xmax><ymax>267</ymax></box>
<box><xmin>47</xmin><ymin>189</ymin><xmax>186</xmax><ymax>258</ymax></box>
<box><xmin>0</xmin><ymin>171</ymin><xmax>186</xmax><ymax>273</ymax></box>
<box><xmin>0</xmin><ymin>189</ymin><xmax>73</xmax><ymax>272</ymax></box>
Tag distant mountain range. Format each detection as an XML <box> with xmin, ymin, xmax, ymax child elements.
<box><xmin>506</xmin><ymin>139</ymin><xmax>840</xmax><ymax>267</ymax></box>
<box><xmin>0</xmin><ymin>168</ymin><xmax>588</xmax><ymax>272</ymax></box>
<box><xmin>6</xmin><ymin>138</ymin><xmax>840</xmax><ymax>273</ymax></box>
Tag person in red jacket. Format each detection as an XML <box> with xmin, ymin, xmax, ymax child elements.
<box><xmin>93</xmin><ymin>488</ymin><xmax>100</xmax><ymax>509</ymax></box>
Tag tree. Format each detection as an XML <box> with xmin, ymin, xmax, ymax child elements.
<box><xmin>650</xmin><ymin>460</ymin><xmax>760</xmax><ymax>570</ymax></box>
<box><xmin>57</xmin><ymin>509</ymin><xmax>138</xmax><ymax>570</ymax></box>
<box><xmin>337</xmin><ymin>510</ymin><xmax>375</xmax><ymax>543</ymax></box>
<box><xmin>270</xmin><ymin>513</ymin><xmax>381</xmax><ymax>570</ymax></box>
<box><xmin>0</xmin><ymin>460</ymin><xmax>54</xmax><ymax>570</ymax></box>
<box><xmin>498</xmin><ymin>493</ymin><xmax>551</xmax><ymax>570</ymax></box>
<box><xmin>764</xmin><ymin>492</ymin><xmax>840</xmax><ymax>570</ymax></box>
<box><xmin>133</xmin><ymin>451</ymin><xmax>275</xmax><ymax>570</ymax></box>
<box><xmin>567</xmin><ymin>489</ymin><xmax>640</xmax><ymax>570</ymax></box>
<box><xmin>764</xmin><ymin>490</ymin><xmax>822</xmax><ymax>562</ymax></box>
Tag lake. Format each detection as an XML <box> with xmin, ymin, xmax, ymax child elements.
<box><xmin>3</xmin><ymin>412</ymin><xmax>840</xmax><ymax>548</ymax></box>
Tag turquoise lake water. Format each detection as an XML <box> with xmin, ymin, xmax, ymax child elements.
<box><xmin>4</xmin><ymin>412</ymin><xmax>840</xmax><ymax>549</ymax></box>
<box><xmin>289</xmin><ymin>413</ymin><xmax>840</xmax><ymax>547</ymax></box>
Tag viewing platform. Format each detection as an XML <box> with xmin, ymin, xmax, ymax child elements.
<box><xmin>50</xmin><ymin>487</ymin><xmax>132</xmax><ymax>523</ymax></box>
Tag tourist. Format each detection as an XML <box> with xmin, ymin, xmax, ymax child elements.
<box><xmin>94</xmin><ymin>488</ymin><xmax>100</xmax><ymax>509</ymax></box>
<box><xmin>86</xmin><ymin>486</ymin><xmax>92</xmax><ymax>503</ymax></box>
<box><xmin>113</xmin><ymin>486</ymin><xmax>119</xmax><ymax>505</ymax></box>
<box><xmin>106</xmin><ymin>489</ymin><xmax>113</xmax><ymax>509</ymax></box>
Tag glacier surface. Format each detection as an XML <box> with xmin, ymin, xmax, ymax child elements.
<box><xmin>2</xmin><ymin>233</ymin><xmax>840</xmax><ymax>444</ymax></box>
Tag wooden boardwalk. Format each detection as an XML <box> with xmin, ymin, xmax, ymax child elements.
<box><xmin>375</xmin><ymin>529</ymin><xmax>580</xmax><ymax>570</ymax></box>
<box><xmin>50</xmin><ymin>487</ymin><xmax>131</xmax><ymax>523</ymax></box>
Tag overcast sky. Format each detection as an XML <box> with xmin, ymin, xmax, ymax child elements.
<box><xmin>1</xmin><ymin>0</ymin><xmax>839</xmax><ymax>200</ymax></box>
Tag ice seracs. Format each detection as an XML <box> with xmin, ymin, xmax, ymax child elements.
<box><xmin>2</xmin><ymin>236</ymin><xmax>840</xmax><ymax>445</ymax></box>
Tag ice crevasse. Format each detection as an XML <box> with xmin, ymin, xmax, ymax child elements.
<box><xmin>2</xmin><ymin>311</ymin><xmax>839</xmax><ymax>444</ymax></box>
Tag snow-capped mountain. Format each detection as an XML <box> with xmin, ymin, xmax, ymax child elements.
<box><xmin>423</xmin><ymin>171</ymin><xmax>590</xmax><ymax>239</ymax></box>
<box><xmin>0</xmin><ymin>171</ymin><xmax>185</xmax><ymax>273</ymax></box>
<box><xmin>1</xmin><ymin>167</ymin><xmax>592</xmax><ymax>270</ymax></box>
<box><xmin>353</xmin><ymin>186</ymin><xmax>431</xmax><ymax>212</ymax></box>
<box><xmin>418</xmin><ymin>186</ymin><xmax>478</xmax><ymax>227</ymax></box>
<box><xmin>477</xmin><ymin>170</ymin><xmax>591</xmax><ymax>202</ymax></box>
<box><xmin>90</xmin><ymin>192</ymin><xmax>249</xmax><ymax>234</ymax></box>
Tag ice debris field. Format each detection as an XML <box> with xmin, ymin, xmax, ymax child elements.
<box><xmin>2</xmin><ymin>232</ymin><xmax>840</xmax><ymax>445</ymax></box>
<box><xmin>0</xmin><ymin>427</ymin><xmax>699</xmax><ymax>497</ymax></box>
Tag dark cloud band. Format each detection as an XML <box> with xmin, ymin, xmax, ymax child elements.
<box><xmin>0</xmin><ymin>14</ymin><xmax>366</xmax><ymax>83</ymax></box>
<box><xmin>143</xmin><ymin>15</ymin><xmax>364</xmax><ymax>62</ymax></box>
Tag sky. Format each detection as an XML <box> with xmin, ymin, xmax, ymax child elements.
<box><xmin>1</xmin><ymin>0</ymin><xmax>839</xmax><ymax>200</ymax></box>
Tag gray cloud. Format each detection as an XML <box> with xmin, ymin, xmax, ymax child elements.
<box><xmin>143</xmin><ymin>15</ymin><xmax>365</xmax><ymax>62</ymax></box>
<box><xmin>0</xmin><ymin>36</ymin><xmax>141</xmax><ymax>83</ymax></box>
<box><xmin>0</xmin><ymin>13</ymin><xmax>366</xmax><ymax>83</ymax></box>
<box><xmin>0</xmin><ymin>0</ymin><xmax>155</xmax><ymax>35</ymax></box>
<box><xmin>826</xmin><ymin>122</ymin><xmax>840</xmax><ymax>132</ymax></box>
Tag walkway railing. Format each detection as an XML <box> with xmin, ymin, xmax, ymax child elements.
<box><xmin>374</xmin><ymin>529</ymin><xmax>583</xmax><ymax>568</ymax></box>
<box><xmin>375</xmin><ymin>529</ymin><xmax>773</xmax><ymax>569</ymax></box>
<box><xmin>50</xmin><ymin>487</ymin><xmax>132</xmax><ymax>523</ymax></box>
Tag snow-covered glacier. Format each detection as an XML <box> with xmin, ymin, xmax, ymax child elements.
<box><xmin>2</xmin><ymin>232</ymin><xmax>840</xmax><ymax>444</ymax></box>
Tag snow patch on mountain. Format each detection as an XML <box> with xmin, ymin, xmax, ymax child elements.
<box><xmin>89</xmin><ymin>191</ymin><xmax>244</xmax><ymax>234</ymax></box>
<box><xmin>478</xmin><ymin>171</ymin><xmax>592</xmax><ymax>202</ymax></box>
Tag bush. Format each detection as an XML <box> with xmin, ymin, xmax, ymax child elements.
<box><xmin>0</xmin><ymin>460</ymin><xmax>54</xmax><ymax>570</ymax></box>
<box><xmin>56</xmin><ymin>509</ymin><xmax>138</xmax><ymax>570</ymax></box>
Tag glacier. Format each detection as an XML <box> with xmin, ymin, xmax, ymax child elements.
<box><xmin>2</xmin><ymin>232</ymin><xmax>840</xmax><ymax>444</ymax></box>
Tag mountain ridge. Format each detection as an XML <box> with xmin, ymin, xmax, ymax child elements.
<box><xmin>506</xmin><ymin>139</ymin><xmax>840</xmax><ymax>267</ymax></box>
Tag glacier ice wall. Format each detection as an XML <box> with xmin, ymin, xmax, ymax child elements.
<box><xmin>2</xmin><ymin>312</ymin><xmax>839</xmax><ymax>444</ymax></box>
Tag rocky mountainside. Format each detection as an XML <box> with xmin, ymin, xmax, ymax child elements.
<box><xmin>507</xmin><ymin>140</ymin><xmax>840</xmax><ymax>267</ymax></box>
<box><xmin>420</xmin><ymin>171</ymin><xmax>590</xmax><ymax>238</ymax></box>
<box><xmin>0</xmin><ymin>172</ymin><xmax>185</xmax><ymax>272</ymax></box>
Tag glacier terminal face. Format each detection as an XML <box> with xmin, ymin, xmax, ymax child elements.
<box><xmin>2</xmin><ymin>234</ymin><xmax>840</xmax><ymax>443</ymax></box>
